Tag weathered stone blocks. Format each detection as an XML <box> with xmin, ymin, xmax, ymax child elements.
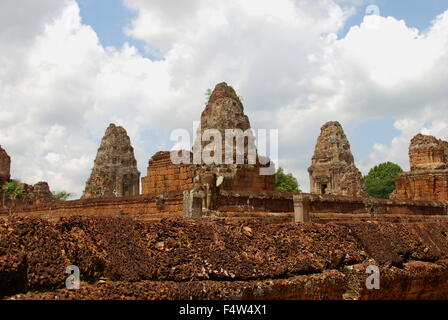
<box><xmin>395</xmin><ymin>134</ymin><xmax>448</xmax><ymax>201</ymax></box>
<box><xmin>83</xmin><ymin>124</ymin><xmax>140</xmax><ymax>199</ymax></box>
<box><xmin>308</xmin><ymin>121</ymin><xmax>367</xmax><ymax>197</ymax></box>
<box><xmin>142</xmin><ymin>83</ymin><xmax>275</xmax><ymax>202</ymax></box>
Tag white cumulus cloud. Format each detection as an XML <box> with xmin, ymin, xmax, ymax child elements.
<box><xmin>0</xmin><ymin>0</ymin><xmax>447</xmax><ymax>196</ymax></box>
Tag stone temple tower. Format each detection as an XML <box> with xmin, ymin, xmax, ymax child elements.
<box><xmin>193</xmin><ymin>82</ymin><xmax>254</xmax><ymax>164</ymax></box>
<box><xmin>308</xmin><ymin>121</ymin><xmax>367</xmax><ymax>197</ymax></box>
<box><xmin>192</xmin><ymin>82</ymin><xmax>276</xmax><ymax>191</ymax></box>
<box><xmin>82</xmin><ymin>124</ymin><xmax>140</xmax><ymax>199</ymax></box>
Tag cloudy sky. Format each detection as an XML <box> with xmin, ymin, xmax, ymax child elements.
<box><xmin>0</xmin><ymin>0</ymin><xmax>447</xmax><ymax>197</ymax></box>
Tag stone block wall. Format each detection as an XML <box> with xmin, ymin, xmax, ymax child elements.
<box><xmin>141</xmin><ymin>151</ymin><xmax>275</xmax><ymax>196</ymax></box>
<box><xmin>211</xmin><ymin>192</ymin><xmax>447</xmax><ymax>222</ymax></box>
<box><xmin>395</xmin><ymin>170</ymin><xmax>448</xmax><ymax>201</ymax></box>
<box><xmin>294</xmin><ymin>193</ymin><xmax>448</xmax><ymax>223</ymax></box>
<box><xmin>141</xmin><ymin>151</ymin><xmax>195</xmax><ymax>194</ymax></box>
<box><xmin>409</xmin><ymin>134</ymin><xmax>448</xmax><ymax>171</ymax></box>
<box><xmin>217</xmin><ymin>164</ymin><xmax>276</xmax><ymax>191</ymax></box>
<box><xmin>394</xmin><ymin>134</ymin><xmax>448</xmax><ymax>202</ymax></box>
<box><xmin>0</xmin><ymin>146</ymin><xmax>10</xmax><ymax>188</ymax></box>
<box><xmin>0</xmin><ymin>191</ymin><xmax>184</xmax><ymax>220</ymax></box>
<box><xmin>215</xmin><ymin>191</ymin><xmax>294</xmax><ymax>215</ymax></box>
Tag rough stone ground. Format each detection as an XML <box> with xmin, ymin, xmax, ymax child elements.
<box><xmin>1</xmin><ymin>216</ymin><xmax>448</xmax><ymax>300</ymax></box>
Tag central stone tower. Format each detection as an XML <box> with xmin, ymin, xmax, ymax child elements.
<box><xmin>141</xmin><ymin>82</ymin><xmax>275</xmax><ymax>198</ymax></box>
<box><xmin>193</xmin><ymin>82</ymin><xmax>254</xmax><ymax>163</ymax></box>
<box><xmin>82</xmin><ymin>124</ymin><xmax>140</xmax><ymax>199</ymax></box>
<box><xmin>308</xmin><ymin>121</ymin><xmax>367</xmax><ymax>197</ymax></box>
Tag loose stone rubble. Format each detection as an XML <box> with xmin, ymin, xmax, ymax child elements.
<box><xmin>2</xmin><ymin>216</ymin><xmax>448</xmax><ymax>300</ymax></box>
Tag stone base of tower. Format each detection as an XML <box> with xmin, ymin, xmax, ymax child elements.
<box><xmin>141</xmin><ymin>151</ymin><xmax>196</xmax><ymax>194</ymax></box>
<box><xmin>394</xmin><ymin>170</ymin><xmax>448</xmax><ymax>201</ymax></box>
<box><xmin>141</xmin><ymin>151</ymin><xmax>276</xmax><ymax>196</ymax></box>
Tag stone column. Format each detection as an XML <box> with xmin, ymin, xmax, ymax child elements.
<box><xmin>293</xmin><ymin>194</ymin><xmax>310</xmax><ymax>223</ymax></box>
<box><xmin>183</xmin><ymin>189</ymin><xmax>205</xmax><ymax>218</ymax></box>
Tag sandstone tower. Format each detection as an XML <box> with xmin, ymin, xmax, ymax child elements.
<box><xmin>394</xmin><ymin>134</ymin><xmax>448</xmax><ymax>201</ymax></box>
<box><xmin>141</xmin><ymin>82</ymin><xmax>275</xmax><ymax>197</ymax></box>
<box><xmin>192</xmin><ymin>82</ymin><xmax>275</xmax><ymax>192</ymax></box>
<box><xmin>193</xmin><ymin>82</ymin><xmax>254</xmax><ymax>164</ymax></box>
<box><xmin>82</xmin><ymin>124</ymin><xmax>140</xmax><ymax>199</ymax></box>
<box><xmin>308</xmin><ymin>121</ymin><xmax>367</xmax><ymax>197</ymax></box>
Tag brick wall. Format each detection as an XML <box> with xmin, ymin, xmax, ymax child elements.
<box><xmin>213</xmin><ymin>191</ymin><xmax>447</xmax><ymax>223</ymax></box>
<box><xmin>409</xmin><ymin>134</ymin><xmax>448</xmax><ymax>171</ymax></box>
<box><xmin>0</xmin><ymin>191</ymin><xmax>184</xmax><ymax>220</ymax></box>
<box><xmin>141</xmin><ymin>151</ymin><xmax>195</xmax><ymax>194</ymax></box>
<box><xmin>141</xmin><ymin>151</ymin><xmax>276</xmax><ymax>195</ymax></box>
<box><xmin>3</xmin><ymin>189</ymin><xmax>447</xmax><ymax>224</ymax></box>
<box><xmin>395</xmin><ymin>170</ymin><xmax>448</xmax><ymax>201</ymax></box>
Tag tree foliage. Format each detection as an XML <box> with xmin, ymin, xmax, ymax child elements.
<box><xmin>2</xmin><ymin>179</ymin><xmax>24</xmax><ymax>200</ymax></box>
<box><xmin>276</xmin><ymin>167</ymin><xmax>301</xmax><ymax>193</ymax></box>
<box><xmin>364</xmin><ymin>162</ymin><xmax>403</xmax><ymax>199</ymax></box>
<box><xmin>52</xmin><ymin>191</ymin><xmax>72</xmax><ymax>201</ymax></box>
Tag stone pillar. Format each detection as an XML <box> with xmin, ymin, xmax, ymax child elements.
<box><xmin>183</xmin><ymin>189</ymin><xmax>205</xmax><ymax>218</ymax></box>
<box><xmin>293</xmin><ymin>194</ymin><xmax>310</xmax><ymax>223</ymax></box>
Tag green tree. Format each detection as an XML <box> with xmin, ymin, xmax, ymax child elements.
<box><xmin>276</xmin><ymin>167</ymin><xmax>301</xmax><ymax>193</ymax></box>
<box><xmin>364</xmin><ymin>162</ymin><xmax>403</xmax><ymax>199</ymax></box>
<box><xmin>52</xmin><ymin>191</ymin><xmax>73</xmax><ymax>201</ymax></box>
<box><xmin>2</xmin><ymin>179</ymin><xmax>24</xmax><ymax>208</ymax></box>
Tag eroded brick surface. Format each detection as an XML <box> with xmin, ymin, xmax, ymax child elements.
<box><xmin>308</xmin><ymin>121</ymin><xmax>367</xmax><ymax>197</ymax></box>
<box><xmin>395</xmin><ymin>134</ymin><xmax>448</xmax><ymax>201</ymax></box>
<box><xmin>83</xmin><ymin>124</ymin><xmax>140</xmax><ymax>199</ymax></box>
<box><xmin>2</xmin><ymin>217</ymin><xmax>448</xmax><ymax>300</ymax></box>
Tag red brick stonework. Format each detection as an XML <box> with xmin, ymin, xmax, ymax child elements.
<box><xmin>83</xmin><ymin>124</ymin><xmax>141</xmax><ymax>199</ymax></box>
<box><xmin>142</xmin><ymin>83</ymin><xmax>275</xmax><ymax>202</ymax></box>
<box><xmin>141</xmin><ymin>151</ymin><xmax>195</xmax><ymax>195</ymax></box>
<box><xmin>0</xmin><ymin>146</ymin><xmax>11</xmax><ymax>207</ymax></box>
<box><xmin>395</xmin><ymin>134</ymin><xmax>448</xmax><ymax>201</ymax></box>
<box><xmin>308</xmin><ymin>121</ymin><xmax>367</xmax><ymax>197</ymax></box>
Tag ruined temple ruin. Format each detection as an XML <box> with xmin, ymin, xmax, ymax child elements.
<box><xmin>193</xmin><ymin>81</ymin><xmax>253</xmax><ymax>163</ymax></box>
<box><xmin>192</xmin><ymin>82</ymin><xmax>275</xmax><ymax>191</ymax></box>
<box><xmin>0</xmin><ymin>146</ymin><xmax>11</xmax><ymax>207</ymax></box>
<box><xmin>82</xmin><ymin>124</ymin><xmax>140</xmax><ymax>199</ymax></box>
<box><xmin>308</xmin><ymin>121</ymin><xmax>367</xmax><ymax>197</ymax></box>
<box><xmin>141</xmin><ymin>151</ymin><xmax>195</xmax><ymax>195</ymax></box>
<box><xmin>394</xmin><ymin>134</ymin><xmax>448</xmax><ymax>201</ymax></box>
<box><xmin>18</xmin><ymin>182</ymin><xmax>54</xmax><ymax>206</ymax></box>
<box><xmin>4</xmin><ymin>85</ymin><xmax>448</xmax><ymax>301</ymax></box>
<box><xmin>141</xmin><ymin>82</ymin><xmax>275</xmax><ymax>206</ymax></box>
<box><xmin>0</xmin><ymin>146</ymin><xmax>11</xmax><ymax>188</ymax></box>
<box><xmin>0</xmin><ymin>146</ymin><xmax>54</xmax><ymax>208</ymax></box>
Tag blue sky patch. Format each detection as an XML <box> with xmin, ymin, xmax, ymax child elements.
<box><xmin>77</xmin><ymin>0</ymin><xmax>161</xmax><ymax>59</ymax></box>
<box><xmin>339</xmin><ymin>0</ymin><xmax>448</xmax><ymax>38</ymax></box>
